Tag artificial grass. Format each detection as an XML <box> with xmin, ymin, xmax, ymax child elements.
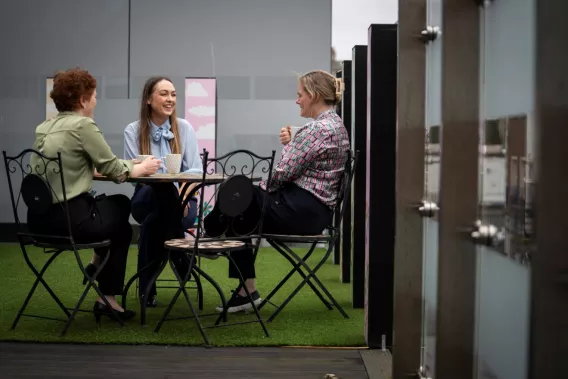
<box><xmin>0</xmin><ymin>244</ymin><xmax>365</xmax><ymax>347</ymax></box>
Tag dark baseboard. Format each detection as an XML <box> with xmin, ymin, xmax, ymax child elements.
<box><xmin>0</xmin><ymin>223</ymin><xmax>141</xmax><ymax>244</ymax></box>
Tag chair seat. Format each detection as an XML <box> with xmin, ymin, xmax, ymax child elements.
<box><xmin>263</xmin><ymin>233</ymin><xmax>331</xmax><ymax>243</ymax></box>
<box><xmin>34</xmin><ymin>239</ymin><xmax>112</xmax><ymax>251</ymax></box>
<box><xmin>165</xmin><ymin>238</ymin><xmax>246</xmax><ymax>253</ymax></box>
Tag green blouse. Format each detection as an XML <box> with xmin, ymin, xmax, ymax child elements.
<box><xmin>31</xmin><ymin>112</ymin><xmax>134</xmax><ymax>202</ymax></box>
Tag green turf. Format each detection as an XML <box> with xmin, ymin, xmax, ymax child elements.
<box><xmin>0</xmin><ymin>244</ymin><xmax>365</xmax><ymax>347</ymax></box>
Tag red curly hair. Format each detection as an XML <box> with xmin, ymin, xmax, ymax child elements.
<box><xmin>50</xmin><ymin>68</ymin><xmax>97</xmax><ymax>112</ymax></box>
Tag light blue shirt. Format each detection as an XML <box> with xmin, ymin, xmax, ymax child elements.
<box><xmin>124</xmin><ymin>118</ymin><xmax>203</xmax><ymax>174</ymax></box>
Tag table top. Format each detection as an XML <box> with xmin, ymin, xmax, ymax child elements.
<box><xmin>93</xmin><ymin>173</ymin><xmax>227</xmax><ymax>184</ymax></box>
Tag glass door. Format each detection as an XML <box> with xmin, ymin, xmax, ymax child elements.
<box><xmin>420</xmin><ymin>0</ymin><xmax>442</xmax><ymax>377</ymax></box>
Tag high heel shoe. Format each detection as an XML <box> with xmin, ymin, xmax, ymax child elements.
<box><xmin>82</xmin><ymin>263</ymin><xmax>98</xmax><ymax>285</ymax></box>
<box><xmin>93</xmin><ymin>301</ymin><xmax>136</xmax><ymax>324</ymax></box>
<box><xmin>140</xmin><ymin>294</ymin><xmax>158</xmax><ymax>308</ymax></box>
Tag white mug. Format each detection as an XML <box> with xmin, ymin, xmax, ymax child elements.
<box><xmin>165</xmin><ymin>154</ymin><xmax>182</xmax><ymax>174</ymax></box>
<box><xmin>136</xmin><ymin>154</ymin><xmax>152</xmax><ymax>162</ymax></box>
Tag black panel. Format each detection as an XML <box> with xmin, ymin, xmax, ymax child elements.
<box><xmin>333</xmin><ymin>69</ymin><xmax>343</xmax><ymax>265</ymax></box>
<box><xmin>364</xmin><ymin>24</ymin><xmax>397</xmax><ymax>348</ymax></box>
<box><xmin>351</xmin><ymin>46</ymin><xmax>367</xmax><ymax>308</ymax></box>
<box><xmin>340</xmin><ymin>60</ymin><xmax>352</xmax><ymax>283</ymax></box>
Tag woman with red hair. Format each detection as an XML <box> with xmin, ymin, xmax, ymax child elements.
<box><xmin>28</xmin><ymin>68</ymin><xmax>161</xmax><ymax>323</ymax></box>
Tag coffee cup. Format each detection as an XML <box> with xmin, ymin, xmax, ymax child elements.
<box><xmin>136</xmin><ymin>154</ymin><xmax>152</xmax><ymax>162</ymax></box>
<box><xmin>165</xmin><ymin>153</ymin><xmax>182</xmax><ymax>174</ymax></box>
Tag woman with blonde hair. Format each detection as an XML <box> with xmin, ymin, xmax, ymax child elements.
<box><xmin>204</xmin><ymin>70</ymin><xmax>350</xmax><ymax>313</ymax></box>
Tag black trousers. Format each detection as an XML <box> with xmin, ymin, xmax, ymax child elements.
<box><xmin>27</xmin><ymin>193</ymin><xmax>132</xmax><ymax>295</ymax></box>
<box><xmin>131</xmin><ymin>183</ymin><xmax>197</xmax><ymax>297</ymax></box>
<box><xmin>204</xmin><ymin>183</ymin><xmax>333</xmax><ymax>280</ymax></box>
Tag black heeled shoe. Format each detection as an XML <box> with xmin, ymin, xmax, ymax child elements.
<box><xmin>82</xmin><ymin>263</ymin><xmax>98</xmax><ymax>285</ymax></box>
<box><xmin>93</xmin><ymin>301</ymin><xmax>136</xmax><ymax>324</ymax></box>
<box><xmin>140</xmin><ymin>294</ymin><xmax>157</xmax><ymax>308</ymax></box>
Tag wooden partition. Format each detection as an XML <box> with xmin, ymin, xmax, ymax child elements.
<box><xmin>392</xmin><ymin>0</ymin><xmax>426</xmax><ymax>376</ymax></box>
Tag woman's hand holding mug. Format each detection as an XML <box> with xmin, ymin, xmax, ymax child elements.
<box><xmin>280</xmin><ymin>126</ymin><xmax>292</xmax><ymax>145</ymax></box>
<box><xmin>141</xmin><ymin>156</ymin><xmax>161</xmax><ymax>175</ymax></box>
<box><xmin>132</xmin><ymin>155</ymin><xmax>161</xmax><ymax>177</ymax></box>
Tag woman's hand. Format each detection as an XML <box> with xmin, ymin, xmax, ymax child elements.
<box><xmin>131</xmin><ymin>156</ymin><xmax>161</xmax><ymax>177</ymax></box>
<box><xmin>280</xmin><ymin>126</ymin><xmax>292</xmax><ymax>145</ymax></box>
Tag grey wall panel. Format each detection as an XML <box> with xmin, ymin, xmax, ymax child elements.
<box><xmin>216</xmin><ymin>100</ymin><xmax>306</xmax><ymax>156</ymax></box>
<box><xmin>0</xmin><ymin>0</ymin><xmax>331</xmax><ymax>225</ymax></box>
<box><xmin>0</xmin><ymin>0</ymin><xmax>129</xmax><ymax>77</ymax></box>
<box><xmin>0</xmin><ymin>0</ymin><xmax>130</xmax><ymax>223</ymax></box>
<box><xmin>129</xmin><ymin>0</ymin><xmax>331</xmax><ymax>77</ymax></box>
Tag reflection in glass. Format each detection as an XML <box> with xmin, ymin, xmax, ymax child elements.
<box><xmin>479</xmin><ymin>116</ymin><xmax>534</xmax><ymax>264</ymax></box>
<box><xmin>421</xmin><ymin>125</ymin><xmax>440</xmax><ymax>377</ymax></box>
<box><xmin>475</xmin><ymin>116</ymin><xmax>533</xmax><ymax>379</ymax></box>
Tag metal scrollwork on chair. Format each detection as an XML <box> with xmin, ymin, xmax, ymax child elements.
<box><xmin>2</xmin><ymin>149</ymin><xmax>117</xmax><ymax>336</ymax></box>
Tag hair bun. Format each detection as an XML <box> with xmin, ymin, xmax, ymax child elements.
<box><xmin>334</xmin><ymin>91</ymin><xmax>342</xmax><ymax>105</ymax></box>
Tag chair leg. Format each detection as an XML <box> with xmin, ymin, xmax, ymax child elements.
<box><xmin>191</xmin><ymin>269</ymin><xmax>204</xmax><ymax>310</ymax></box>
<box><xmin>221</xmin><ymin>254</ymin><xmax>269</xmax><ymax>338</ymax></box>
<box><xmin>61</xmin><ymin>250</ymin><xmax>124</xmax><ymax>336</ymax></box>
<box><xmin>12</xmin><ymin>249</ymin><xmax>69</xmax><ymax>330</ymax></box>
<box><xmin>122</xmin><ymin>258</ymin><xmax>163</xmax><ymax>310</ymax></box>
<box><xmin>260</xmin><ymin>240</ymin><xmax>332</xmax><ymax>311</ymax></box>
<box><xmin>140</xmin><ymin>256</ymin><xmax>169</xmax><ymax>326</ymax></box>
<box><xmin>214</xmin><ymin>286</ymin><xmax>239</xmax><ymax>326</ymax></box>
<box><xmin>267</xmin><ymin>243</ymin><xmax>349</xmax><ymax>323</ymax></box>
<box><xmin>193</xmin><ymin>265</ymin><xmax>227</xmax><ymax>322</ymax></box>
<box><xmin>154</xmin><ymin>251</ymin><xmax>211</xmax><ymax>347</ymax></box>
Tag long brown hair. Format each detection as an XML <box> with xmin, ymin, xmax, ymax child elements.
<box><xmin>138</xmin><ymin>76</ymin><xmax>181</xmax><ymax>155</ymax></box>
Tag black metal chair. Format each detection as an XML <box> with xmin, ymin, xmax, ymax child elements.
<box><xmin>258</xmin><ymin>150</ymin><xmax>359</xmax><ymax>322</ymax></box>
<box><xmin>2</xmin><ymin>149</ymin><xmax>123</xmax><ymax>336</ymax></box>
<box><xmin>155</xmin><ymin>148</ymin><xmax>276</xmax><ymax>347</ymax></box>
<box><xmin>121</xmin><ymin>208</ymin><xmax>221</xmax><ymax>326</ymax></box>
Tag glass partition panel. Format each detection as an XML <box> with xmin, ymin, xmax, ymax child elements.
<box><xmin>474</xmin><ymin>1</ymin><xmax>535</xmax><ymax>378</ymax></box>
<box><xmin>420</xmin><ymin>0</ymin><xmax>442</xmax><ymax>376</ymax></box>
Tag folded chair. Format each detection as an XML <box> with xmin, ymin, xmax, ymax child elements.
<box><xmin>2</xmin><ymin>149</ymin><xmax>122</xmax><ymax>336</ymax></box>
<box><xmin>258</xmin><ymin>150</ymin><xmax>359</xmax><ymax>322</ymax></box>
<box><xmin>155</xmin><ymin>148</ymin><xmax>276</xmax><ymax>347</ymax></box>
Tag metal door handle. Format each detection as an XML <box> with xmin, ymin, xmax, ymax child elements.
<box><xmin>470</xmin><ymin>220</ymin><xmax>504</xmax><ymax>246</ymax></box>
<box><xmin>417</xmin><ymin>200</ymin><xmax>439</xmax><ymax>218</ymax></box>
<box><xmin>420</xmin><ymin>26</ymin><xmax>441</xmax><ymax>43</ymax></box>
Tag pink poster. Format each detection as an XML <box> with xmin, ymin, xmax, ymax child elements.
<box><xmin>185</xmin><ymin>78</ymin><xmax>216</xmax><ymax>158</ymax></box>
<box><xmin>185</xmin><ymin>78</ymin><xmax>217</xmax><ymax>217</ymax></box>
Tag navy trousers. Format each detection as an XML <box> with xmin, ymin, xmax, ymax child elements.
<box><xmin>204</xmin><ymin>183</ymin><xmax>332</xmax><ymax>280</ymax></box>
<box><xmin>131</xmin><ymin>183</ymin><xmax>198</xmax><ymax>297</ymax></box>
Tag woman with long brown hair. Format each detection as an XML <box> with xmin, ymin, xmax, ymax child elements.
<box><xmin>124</xmin><ymin>76</ymin><xmax>202</xmax><ymax>307</ymax></box>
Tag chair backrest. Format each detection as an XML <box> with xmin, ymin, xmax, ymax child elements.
<box><xmin>194</xmin><ymin>148</ymin><xmax>276</xmax><ymax>241</ymax></box>
<box><xmin>2</xmin><ymin>149</ymin><xmax>74</xmax><ymax>243</ymax></box>
<box><xmin>332</xmin><ymin>149</ymin><xmax>359</xmax><ymax>229</ymax></box>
